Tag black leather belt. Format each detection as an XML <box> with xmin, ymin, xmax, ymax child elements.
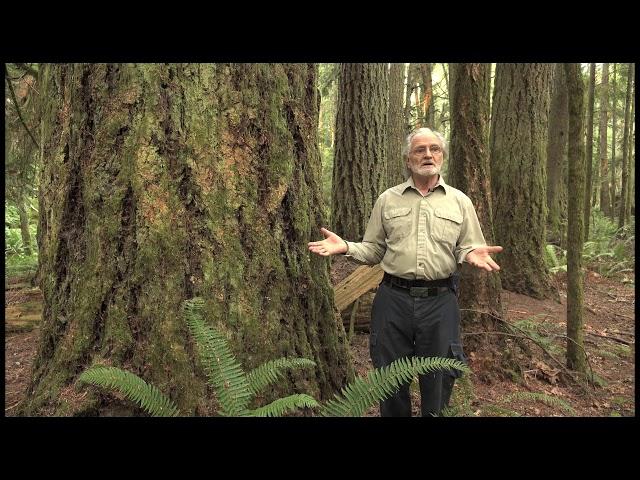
<box><xmin>382</xmin><ymin>272</ymin><xmax>452</xmax><ymax>297</ymax></box>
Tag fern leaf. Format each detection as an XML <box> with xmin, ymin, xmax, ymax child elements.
<box><xmin>503</xmin><ymin>392</ymin><xmax>575</xmax><ymax>415</ymax></box>
<box><xmin>78</xmin><ymin>366</ymin><xmax>180</xmax><ymax>417</ymax></box>
<box><xmin>183</xmin><ymin>298</ymin><xmax>252</xmax><ymax>416</ymax></box>
<box><xmin>246</xmin><ymin>357</ymin><xmax>316</xmax><ymax>395</ymax></box>
<box><xmin>319</xmin><ymin>356</ymin><xmax>469</xmax><ymax>417</ymax></box>
<box><xmin>250</xmin><ymin>394</ymin><xmax>319</xmax><ymax>417</ymax></box>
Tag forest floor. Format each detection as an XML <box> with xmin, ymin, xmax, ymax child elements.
<box><xmin>330</xmin><ymin>256</ymin><xmax>635</xmax><ymax>417</ymax></box>
<box><xmin>5</xmin><ymin>261</ymin><xmax>635</xmax><ymax>417</ymax></box>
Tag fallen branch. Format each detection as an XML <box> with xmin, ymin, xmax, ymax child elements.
<box><xmin>609</xmin><ymin>328</ymin><xmax>635</xmax><ymax>337</ymax></box>
<box><xmin>5</xmin><ymin>401</ymin><xmax>21</xmax><ymax>412</ymax></box>
<box><xmin>586</xmin><ymin>332</ymin><xmax>633</xmax><ymax>346</ymax></box>
<box><xmin>461</xmin><ymin>308</ymin><xmax>595</xmax><ymax>394</ymax></box>
<box><xmin>614</xmin><ymin>313</ymin><xmax>634</xmax><ymax>321</ymax></box>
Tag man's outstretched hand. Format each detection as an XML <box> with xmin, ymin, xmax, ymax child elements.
<box><xmin>466</xmin><ymin>246</ymin><xmax>503</xmax><ymax>272</ymax></box>
<box><xmin>308</xmin><ymin>228</ymin><xmax>348</xmax><ymax>257</ymax></box>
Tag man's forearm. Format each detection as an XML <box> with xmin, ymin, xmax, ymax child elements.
<box><xmin>345</xmin><ymin>241</ymin><xmax>385</xmax><ymax>264</ymax></box>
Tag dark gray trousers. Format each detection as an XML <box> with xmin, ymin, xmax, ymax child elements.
<box><xmin>369</xmin><ymin>282</ymin><xmax>466</xmax><ymax>417</ymax></box>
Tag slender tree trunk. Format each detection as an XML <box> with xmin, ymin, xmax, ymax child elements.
<box><xmin>331</xmin><ymin>63</ymin><xmax>389</xmax><ymax>240</ymax></box>
<box><xmin>21</xmin><ymin>63</ymin><xmax>353</xmax><ymax>416</ymax></box>
<box><xmin>449</xmin><ymin>63</ymin><xmax>510</xmax><ymax>381</ymax></box>
<box><xmin>387</xmin><ymin>63</ymin><xmax>406</xmax><ymax>186</ymax></box>
<box><xmin>610</xmin><ymin>63</ymin><xmax>617</xmax><ymax>218</ymax></box>
<box><xmin>546</xmin><ymin>64</ymin><xmax>569</xmax><ymax>246</ymax></box>
<box><xmin>584</xmin><ymin>64</ymin><xmax>596</xmax><ymax>241</ymax></box>
<box><xmin>564</xmin><ymin>63</ymin><xmax>587</xmax><ymax>374</ymax></box>
<box><xmin>418</xmin><ymin>63</ymin><xmax>435</xmax><ymax>127</ymax></box>
<box><xmin>626</xmin><ymin>79</ymin><xmax>635</xmax><ymax>223</ymax></box>
<box><xmin>442</xmin><ymin>63</ymin><xmax>451</xmax><ymax>132</ymax></box>
<box><xmin>619</xmin><ymin>63</ymin><xmax>635</xmax><ymax>229</ymax></box>
<box><xmin>490</xmin><ymin>63</ymin><xmax>554</xmax><ymax>299</ymax></box>
<box><xmin>404</xmin><ymin>63</ymin><xmax>418</xmax><ymax>133</ymax></box>
<box><xmin>598</xmin><ymin>63</ymin><xmax>611</xmax><ymax>217</ymax></box>
<box><xmin>17</xmin><ymin>197</ymin><xmax>33</xmax><ymax>256</ymax></box>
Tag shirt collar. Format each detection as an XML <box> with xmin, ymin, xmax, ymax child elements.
<box><xmin>401</xmin><ymin>175</ymin><xmax>449</xmax><ymax>195</ymax></box>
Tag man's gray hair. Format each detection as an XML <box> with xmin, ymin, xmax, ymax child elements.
<box><xmin>401</xmin><ymin>127</ymin><xmax>448</xmax><ymax>159</ymax></box>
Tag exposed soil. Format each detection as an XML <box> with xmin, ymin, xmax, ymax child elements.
<box><xmin>4</xmin><ymin>261</ymin><xmax>635</xmax><ymax>417</ymax></box>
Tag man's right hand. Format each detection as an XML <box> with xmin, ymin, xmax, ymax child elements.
<box><xmin>308</xmin><ymin>228</ymin><xmax>348</xmax><ymax>256</ymax></box>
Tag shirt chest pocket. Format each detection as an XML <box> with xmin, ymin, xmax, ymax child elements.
<box><xmin>384</xmin><ymin>207</ymin><xmax>412</xmax><ymax>240</ymax></box>
<box><xmin>431</xmin><ymin>208</ymin><xmax>463</xmax><ymax>244</ymax></box>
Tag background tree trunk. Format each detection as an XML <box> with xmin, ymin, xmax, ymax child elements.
<box><xmin>598</xmin><ymin>63</ymin><xmax>611</xmax><ymax>217</ymax></box>
<box><xmin>618</xmin><ymin>63</ymin><xmax>635</xmax><ymax>229</ymax></box>
<box><xmin>564</xmin><ymin>63</ymin><xmax>587</xmax><ymax>374</ymax></box>
<box><xmin>21</xmin><ymin>63</ymin><xmax>353</xmax><ymax>416</ymax></box>
<box><xmin>418</xmin><ymin>63</ymin><xmax>435</xmax><ymax>127</ymax></box>
<box><xmin>584</xmin><ymin>63</ymin><xmax>596</xmax><ymax>241</ymax></box>
<box><xmin>387</xmin><ymin>63</ymin><xmax>406</xmax><ymax>186</ymax></box>
<box><xmin>331</xmin><ymin>63</ymin><xmax>388</xmax><ymax>240</ymax></box>
<box><xmin>449</xmin><ymin>63</ymin><xmax>510</xmax><ymax>381</ymax></box>
<box><xmin>17</xmin><ymin>197</ymin><xmax>33</xmax><ymax>256</ymax></box>
<box><xmin>610</xmin><ymin>63</ymin><xmax>617</xmax><ymax>218</ymax></box>
<box><xmin>546</xmin><ymin>64</ymin><xmax>569</xmax><ymax>247</ymax></box>
<box><xmin>626</xmin><ymin>77</ymin><xmax>635</xmax><ymax>224</ymax></box>
<box><xmin>490</xmin><ymin>63</ymin><xmax>554</xmax><ymax>299</ymax></box>
<box><xmin>404</xmin><ymin>63</ymin><xmax>418</xmax><ymax>133</ymax></box>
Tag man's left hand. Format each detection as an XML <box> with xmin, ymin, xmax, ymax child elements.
<box><xmin>466</xmin><ymin>246</ymin><xmax>503</xmax><ymax>272</ymax></box>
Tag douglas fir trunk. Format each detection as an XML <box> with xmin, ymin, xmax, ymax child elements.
<box><xmin>449</xmin><ymin>63</ymin><xmax>512</xmax><ymax>380</ymax></box>
<box><xmin>22</xmin><ymin>63</ymin><xmax>353</xmax><ymax>416</ymax></box>
<box><xmin>490</xmin><ymin>63</ymin><xmax>554</xmax><ymax>300</ymax></box>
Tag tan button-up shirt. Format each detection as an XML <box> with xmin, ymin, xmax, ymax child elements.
<box><xmin>345</xmin><ymin>176</ymin><xmax>487</xmax><ymax>281</ymax></box>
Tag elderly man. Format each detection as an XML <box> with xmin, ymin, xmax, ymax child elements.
<box><xmin>308</xmin><ymin>127</ymin><xmax>502</xmax><ymax>416</ymax></box>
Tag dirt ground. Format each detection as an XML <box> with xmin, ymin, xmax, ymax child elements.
<box><xmin>4</xmin><ymin>261</ymin><xmax>635</xmax><ymax>417</ymax></box>
<box><xmin>331</xmin><ymin>256</ymin><xmax>635</xmax><ymax>417</ymax></box>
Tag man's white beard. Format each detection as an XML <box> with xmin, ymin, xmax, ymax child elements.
<box><xmin>410</xmin><ymin>163</ymin><xmax>441</xmax><ymax>177</ymax></box>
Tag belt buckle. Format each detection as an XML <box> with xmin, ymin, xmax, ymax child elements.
<box><xmin>409</xmin><ymin>286</ymin><xmax>433</xmax><ymax>297</ymax></box>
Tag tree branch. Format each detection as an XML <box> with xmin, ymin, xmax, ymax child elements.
<box><xmin>5</xmin><ymin>65</ymin><xmax>39</xmax><ymax>149</ymax></box>
<box><xmin>12</xmin><ymin>63</ymin><xmax>39</xmax><ymax>78</ymax></box>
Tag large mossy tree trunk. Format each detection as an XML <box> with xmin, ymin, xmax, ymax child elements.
<box><xmin>387</xmin><ymin>63</ymin><xmax>406</xmax><ymax>187</ymax></box>
<box><xmin>331</xmin><ymin>63</ymin><xmax>388</xmax><ymax>240</ymax></box>
<box><xmin>546</xmin><ymin>64</ymin><xmax>569</xmax><ymax>247</ymax></box>
<box><xmin>21</xmin><ymin>63</ymin><xmax>353</xmax><ymax>416</ymax></box>
<box><xmin>564</xmin><ymin>63</ymin><xmax>587</xmax><ymax>374</ymax></box>
<box><xmin>490</xmin><ymin>63</ymin><xmax>554</xmax><ymax>300</ymax></box>
<box><xmin>449</xmin><ymin>63</ymin><xmax>511</xmax><ymax>381</ymax></box>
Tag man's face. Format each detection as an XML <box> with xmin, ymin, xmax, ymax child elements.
<box><xmin>407</xmin><ymin>132</ymin><xmax>444</xmax><ymax>178</ymax></box>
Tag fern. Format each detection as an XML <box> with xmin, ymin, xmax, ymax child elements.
<box><xmin>544</xmin><ymin>244</ymin><xmax>561</xmax><ymax>268</ymax></box>
<box><xmin>79</xmin><ymin>297</ymin><xmax>472</xmax><ymax>418</ymax></box>
<box><xmin>250</xmin><ymin>394</ymin><xmax>319</xmax><ymax>417</ymax></box>
<box><xmin>503</xmin><ymin>391</ymin><xmax>575</xmax><ymax>415</ymax></box>
<box><xmin>78</xmin><ymin>366</ymin><xmax>180</xmax><ymax>417</ymax></box>
<box><xmin>319</xmin><ymin>356</ymin><xmax>469</xmax><ymax>417</ymax></box>
<box><xmin>246</xmin><ymin>357</ymin><xmax>317</xmax><ymax>395</ymax></box>
<box><xmin>544</xmin><ymin>244</ymin><xmax>567</xmax><ymax>273</ymax></box>
<box><xmin>183</xmin><ymin>297</ymin><xmax>252</xmax><ymax>416</ymax></box>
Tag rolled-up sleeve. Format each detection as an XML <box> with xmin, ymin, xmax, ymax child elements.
<box><xmin>345</xmin><ymin>196</ymin><xmax>387</xmax><ymax>265</ymax></box>
<box><xmin>455</xmin><ymin>196</ymin><xmax>487</xmax><ymax>264</ymax></box>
